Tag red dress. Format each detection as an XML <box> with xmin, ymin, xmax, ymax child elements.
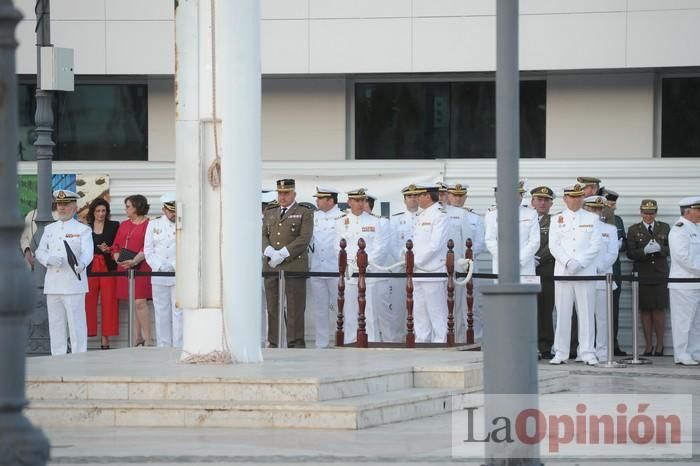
<box><xmin>112</xmin><ymin>219</ymin><xmax>153</xmax><ymax>300</ymax></box>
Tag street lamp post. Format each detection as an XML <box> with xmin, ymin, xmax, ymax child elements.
<box><xmin>0</xmin><ymin>0</ymin><xmax>51</xmax><ymax>463</ymax></box>
<box><xmin>28</xmin><ymin>0</ymin><xmax>54</xmax><ymax>354</ymax></box>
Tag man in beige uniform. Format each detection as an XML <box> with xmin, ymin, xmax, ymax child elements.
<box><xmin>262</xmin><ymin>179</ymin><xmax>314</xmax><ymax>348</ymax></box>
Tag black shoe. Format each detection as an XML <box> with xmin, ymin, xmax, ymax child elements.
<box><xmin>614</xmin><ymin>348</ymin><xmax>628</xmax><ymax>357</ymax></box>
<box><xmin>642</xmin><ymin>351</ymin><xmax>653</xmax><ymax>357</ymax></box>
<box><xmin>541</xmin><ymin>352</ymin><xmax>554</xmax><ymax>360</ymax></box>
<box><xmin>100</xmin><ymin>345</ymin><xmax>111</xmax><ymax>350</ymax></box>
<box><xmin>654</xmin><ymin>350</ymin><xmax>664</xmax><ymax>356</ymax></box>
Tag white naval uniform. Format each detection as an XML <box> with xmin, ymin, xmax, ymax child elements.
<box><xmin>444</xmin><ymin>205</ymin><xmax>475</xmax><ymax>343</ymax></box>
<box><xmin>463</xmin><ymin>208</ymin><xmax>487</xmax><ymax>342</ymax></box>
<box><xmin>387</xmin><ymin>209</ymin><xmax>418</xmax><ymax>342</ymax></box>
<box><xmin>592</xmin><ymin>221</ymin><xmax>619</xmax><ymax>361</ymax></box>
<box><xmin>369</xmin><ymin>215</ymin><xmax>394</xmax><ymax>342</ymax></box>
<box><xmin>668</xmin><ymin>217</ymin><xmax>700</xmax><ymax>363</ymax></box>
<box><xmin>35</xmin><ymin>218</ymin><xmax>93</xmax><ymax>355</ymax></box>
<box><xmin>412</xmin><ymin>203</ymin><xmax>449</xmax><ymax>343</ymax></box>
<box><xmin>484</xmin><ymin>205</ymin><xmax>540</xmax><ymax>277</ymax></box>
<box><xmin>309</xmin><ymin>205</ymin><xmax>343</xmax><ymax>348</ymax></box>
<box><xmin>144</xmin><ymin>215</ymin><xmax>181</xmax><ymax>347</ymax></box>
<box><xmin>549</xmin><ymin>208</ymin><xmax>602</xmax><ymax>362</ymax></box>
<box><xmin>335</xmin><ymin>211</ymin><xmax>390</xmax><ymax>343</ymax></box>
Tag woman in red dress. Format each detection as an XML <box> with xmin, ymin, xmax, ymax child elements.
<box><xmin>112</xmin><ymin>194</ymin><xmax>153</xmax><ymax>346</ymax></box>
<box><xmin>85</xmin><ymin>198</ymin><xmax>120</xmax><ymax>349</ymax></box>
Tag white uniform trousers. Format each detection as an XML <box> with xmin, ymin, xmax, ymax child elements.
<box><xmin>454</xmin><ymin>285</ymin><xmax>468</xmax><ymax>344</ymax></box>
<box><xmin>46</xmin><ymin>294</ymin><xmax>87</xmax><ymax>356</ymax></box>
<box><xmin>389</xmin><ymin>278</ymin><xmax>409</xmax><ymax>342</ymax></box>
<box><xmin>552</xmin><ymin>281</ymin><xmax>596</xmax><ymax>362</ymax></box>
<box><xmin>414</xmin><ymin>280</ymin><xmax>448</xmax><ymax>343</ymax></box>
<box><xmin>472</xmin><ymin>279</ymin><xmax>485</xmax><ymax>342</ymax></box>
<box><xmin>343</xmin><ymin>281</ymin><xmax>380</xmax><ymax>344</ymax></box>
<box><xmin>310</xmin><ymin>277</ymin><xmax>338</xmax><ymax>348</ymax></box>
<box><xmin>594</xmin><ymin>289</ymin><xmax>609</xmax><ymax>361</ymax></box>
<box><xmin>373</xmin><ymin>278</ymin><xmax>401</xmax><ymax>342</ymax></box>
<box><xmin>669</xmin><ymin>289</ymin><xmax>700</xmax><ymax>363</ymax></box>
<box><xmin>153</xmin><ymin>284</ymin><xmax>183</xmax><ymax>348</ymax></box>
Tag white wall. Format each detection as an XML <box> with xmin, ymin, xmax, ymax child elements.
<box><xmin>147</xmin><ymin>77</ymin><xmax>176</xmax><ymax>162</ymax></box>
<box><xmin>14</xmin><ymin>0</ymin><xmax>700</xmax><ymax>75</ymax></box>
<box><xmin>546</xmin><ymin>72</ymin><xmax>655</xmax><ymax>159</ymax></box>
<box><xmin>262</xmin><ymin>78</ymin><xmax>346</xmax><ymax>161</ymax></box>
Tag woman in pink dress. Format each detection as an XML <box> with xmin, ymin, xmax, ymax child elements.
<box><xmin>112</xmin><ymin>194</ymin><xmax>153</xmax><ymax>346</ymax></box>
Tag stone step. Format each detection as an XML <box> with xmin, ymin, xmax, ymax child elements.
<box><xmin>26</xmin><ymin>387</ymin><xmax>468</xmax><ymax>430</ymax></box>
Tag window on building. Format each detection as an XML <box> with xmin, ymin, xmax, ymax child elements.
<box><xmin>661</xmin><ymin>77</ymin><xmax>700</xmax><ymax>157</ymax></box>
<box><xmin>355</xmin><ymin>80</ymin><xmax>546</xmax><ymax>159</ymax></box>
<box><xmin>17</xmin><ymin>83</ymin><xmax>148</xmax><ymax>161</ymax></box>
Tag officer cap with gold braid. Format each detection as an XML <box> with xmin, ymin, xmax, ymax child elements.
<box><xmin>346</xmin><ymin>188</ymin><xmax>368</xmax><ymax>199</ymax></box>
<box><xmin>577</xmin><ymin>176</ymin><xmax>601</xmax><ymax>186</ymax></box>
<box><xmin>640</xmin><ymin>199</ymin><xmax>658</xmax><ymax>213</ymax></box>
<box><xmin>447</xmin><ymin>183</ymin><xmax>469</xmax><ymax>195</ymax></box>
<box><xmin>679</xmin><ymin>196</ymin><xmax>700</xmax><ymax>209</ymax></box>
<box><xmin>562</xmin><ymin>183</ymin><xmax>585</xmax><ymax>197</ymax></box>
<box><xmin>53</xmin><ymin>189</ymin><xmax>80</xmax><ymax>203</ymax></box>
<box><xmin>312</xmin><ymin>186</ymin><xmax>339</xmax><ymax>198</ymax></box>
<box><xmin>401</xmin><ymin>184</ymin><xmax>423</xmax><ymax>195</ymax></box>
<box><xmin>530</xmin><ymin>186</ymin><xmax>554</xmax><ymax>200</ymax></box>
<box><xmin>584</xmin><ymin>195</ymin><xmax>606</xmax><ymax>209</ymax></box>
<box><xmin>160</xmin><ymin>192</ymin><xmax>176</xmax><ymax>212</ymax></box>
<box><xmin>275</xmin><ymin>179</ymin><xmax>296</xmax><ymax>192</ymax></box>
<box><xmin>436</xmin><ymin>182</ymin><xmax>448</xmax><ymax>193</ymax></box>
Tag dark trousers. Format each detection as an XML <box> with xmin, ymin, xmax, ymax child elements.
<box><xmin>613</xmin><ymin>279</ymin><xmax>622</xmax><ymax>350</ymax></box>
<box><xmin>536</xmin><ymin>263</ymin><xmax>555</xmax><ymax>354</ymax></box>
<box><xmin>265</xmin><ymin>276</ymin><xmax>306</xmax><ymax>348</ymax></box>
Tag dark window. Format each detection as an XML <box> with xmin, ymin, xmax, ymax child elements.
<box><xmin>355</xmin><ymin>80</ymin><xmax>546</xmax><ymax>159</ymax></box>
<box><xmin>18</xmin><ymin>83</ymin><xmax>148</xmax><ymax>161</ymax></box>
<box><xmin>662</xmin><ymin>77</ymin><xmax>700</xmax><ymax>157</ymax></box>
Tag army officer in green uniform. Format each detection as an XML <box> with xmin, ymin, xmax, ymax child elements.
<box><xmin>263</xmin><ymin>179</ymin><xmax>314</xmax><ymax>348</ymax></box>
<box><xmin>626</xmin><ymin>199</ymin><xmax>670</xmax><ymax>356</ymax></box>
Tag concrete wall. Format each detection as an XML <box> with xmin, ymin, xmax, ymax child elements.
<box><xmin>546</xmin><ymin>73</ymin><xmax>655</xmax><ymax>159</ymax></box>
<box><xmin>14</xmin><ymin>0</ymin><xmax>700</xmax><ymax>75</ymax></box>
<box><xmin>261</xmin><ymin>78</ymin><xmax>346</xmax><ymax>161</ymax></box>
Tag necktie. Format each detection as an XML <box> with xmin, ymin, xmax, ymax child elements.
<box><xmin>648</xmin><ymin>224</ymin><xmax>653</xmax><ymax>235</ymax></box>
<box><xmin>281</xmin><ymin>207</ymin><xmax>287</xmax><ymax>219</ymax></box>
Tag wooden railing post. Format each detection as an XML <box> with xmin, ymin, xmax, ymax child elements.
<box><xmin>356</xmin><ymin>238</ymin><xmax>368</xmax><ymax>348</ymax></box>
<box><xmin>405</xmin><ymin>240</ymin><xmax>415</xmax><ymax>348</ymax></box>
<box><xmin>465</xmin><ymin>238</ymin><xmax>475</xmax><ymax>345</ymax></box>
<box><xmin>336</xmin><ymin>238</ymin><xmax>347</xmax><ymax>346</ymax></box>
<box><xmin>446</xmin><ymin>239</ymin><xmax>455</xmax><ymax>347</ymax></box>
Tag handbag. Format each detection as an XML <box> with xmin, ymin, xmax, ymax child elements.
<box><xmin>117</xmin><ymin>223</ymin><xmax>139</xmax><ymax>263</ymax></box>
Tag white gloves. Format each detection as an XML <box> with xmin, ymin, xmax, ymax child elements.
<box><xmin>263</xmin><ymin>246</ymin><xmax>275</xmax><ymax>258</ymax></box>
<box><xmin>278</xmin><ymin>247</ymin><xmax>290</xmax><ymax>260</ymax></box>
<box><xmin>534</xmin><ymin>255</ymin><xmax>541</xmax><ymax>268</ymax></box>
<box><xmin>644</xmin><ymin>240</ymin><xmax>661</xmax><ymax>255</ymax></box>
<box><xmin>47</xmin><ymin>255</ymin><xmax>63</xmax><ymax>267</ymax></box>
<box><xmin>265</xmin><ymin>246</ymin><xmax>291</xmax><ymax>268</ymax></box>
<box><xmin>566</xmin><ymin>259</ymin><xmax>583</xmax><ymax>273</ymax></box>
<box><xmin>74</xmin><ymin>263</ymin><xmax>85</xmax><ymax>275</ymax></box>
<box><xmin>456</xmin><ymin>258</ymin><xmax>471</xmax><ymax>273</ymax></box>
<box><xmin>618</xmin><ymin>238</ymin><xmax>624</xmax><ymax>250</ymax></box>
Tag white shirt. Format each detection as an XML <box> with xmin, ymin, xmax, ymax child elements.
<box><xmin>549</xmin><ymin>208</ymin><xmax>603</xmax><ymax>277</ymax></box>
<box><xmin>668</xmin><ymin>216</ymin><xmax>700</xmax><ymax>289</ymax></box>
<box><xmin>484</xmin><ymin>205</ymin><xmax>540</xmax><ymax>275</ymax></box>
<box><xmin>444</xmin><ymin>205</ymin><xmax>475</xmax><ymax>261</ymax></box>
<box><xmin>594</xmin><ymin>221</ymin><xmax>619</xmax><ymax>290</ymax></box>
<box><xmin>144</xmin><ymin>215</ymin><xmax>177</xmax><ymax>286</ymax></box>
<box><xmin>412</xmin><ymin>202</ymin><xmax>449</xmax><ymax>281</ymax></box>
<box><xmin>35</xmin><ymin>218</ymin><xmax>93</xmax><ymax>294</ymax></box>
<box><xmin>335</xmin><ymin>211</ymin><xmax>390</xmax><ymax>282</ymax></box>
<box><xmin>310</xmin><ymin>205</ymin><xmax>343</xmax><ymax>274</ymax></box>
<box><xmin>389</xmin><ymin>209</ymin><xmax>418</xmax><ymax>263</ymax></box>
<box><xmin>464</xmin><ymin>209</ymin><xmax>486</xmax><ymax>257</ymax></box>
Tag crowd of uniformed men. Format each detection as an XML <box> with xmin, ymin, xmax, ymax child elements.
<box><xmin>262</xmin><ymin>177</ymin><xmax>700</xmax><ymax>366</ymax></box>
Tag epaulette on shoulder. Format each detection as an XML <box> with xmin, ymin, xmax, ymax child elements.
<box><xmin>550</xmin><ymin>211</ymin><xmax>562</xmax><ymax>216</ymax></box>
<box><xmin>334</xmin><ymin>214</ymin><xmax>346</xmax><ymax>220</ymax></box>
<box><xmin>370</xmin><ymin>213</ymin><xmax>379</xmax><ymax>218</ymax></box>
<box><xmin>675</xmin><ymin>221</ymin><xmax>684</xmax><ymax>227</ymax></box>
<box><xmin>438</xmin><ymin>207</ymin><xmax>447</xmax><ymax>213</ymax></box>
<box><xmin>392</xmin><ymin>212</ymin><xmax>405</xmax><ymax>216</ymax></box>
<box><xmin>264</xmin><ymin>203</ymin><xmax>278</xmax><ymax>211</ymax></box>
<box><xmin>487</xmin><ymin>205</ymin><xmax>497</xmax><ymax>212</ymax></box>
<box><xmin>298</xmin><ymin>202</ymin><xmax>316</xmax><ymax>210</ymax></box>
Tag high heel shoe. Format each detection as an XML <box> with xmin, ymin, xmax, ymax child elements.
<box><xmin>100</xmin><ymin>345</ymin><xmax>111</xmax><ymax>350</ymax></box>
<box><xmin>135</xmin><ymin>340</ymin><xmax>145</xmax><ymax>347</ymax></box>
<box><xmin>654</xmin><ymin>349</ymin><xmax>664</xmax><ymax>356</ymax></box>
<box><xmin>642</xmin><ymin>350</ymin><xmax>653</xmax><ymax>357</ymax></box>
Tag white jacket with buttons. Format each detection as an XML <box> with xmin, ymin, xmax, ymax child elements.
<box><xmin>35</xmin><ymin>218</ymin><xmax>93</xmax><ymax>294</ymax></box>
<box><xmin>144</xmin><ymin>215</ymin><xmax>176</xmax><ymax>286</ymax></box>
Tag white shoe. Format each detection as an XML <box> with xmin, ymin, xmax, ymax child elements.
<box><xmin>584</xmin><ymin>358</ymin><xmax>599</xmax><ymax>366</ymax></box>
<box><xmin>676</xmin><ymin>359</ymin><xmax>699</xmax><ymax>366</ymax></box>
<box><xmin>549</xmin><ymin>356</ymin><xmax>565</xmax><ymax>365</ymax></box>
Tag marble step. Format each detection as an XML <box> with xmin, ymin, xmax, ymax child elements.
<box><xmin>26</xmin><ymin>387</ymin><xmax>469</xmax><ymax>430</ymax></box>
<box><xmin>27</xmin><ymin>363</ymin><xmax>485</xmax><ymax>404</ymax></box>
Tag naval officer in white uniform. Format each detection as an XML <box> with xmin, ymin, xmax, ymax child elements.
<box><xmin>144</xmin><ymin>193</ymin><xmax>181</xmax><ymax>347</ymax></box>
<box><xmin>549</xmin><ymin>183</ymin><xmax>603</xmax><ymax>365</ymax></box>
<box><xmin>309</xmin><ymin>187</ymin><xmax>343</xmax><ymax>348</ymax></box>
<box><xmin>35</xmin><ymin>190</ymin><xmax>94</xmax><ymax>355</ymax></box>
<box><xmin>668</xmin><ymin>196</ymin><xmax>700</xmax><ymax>366</ymax></box>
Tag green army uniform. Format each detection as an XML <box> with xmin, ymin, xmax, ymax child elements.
<box><xmin>531</xmin><ymin>186</ymin><xmax>555</xmax><ymax>356</ymax></box>
<box><xmin>262</xmin><ymin>188</ymin><xmax>314</xmax><ymax>348</ymax></box>
<box><xmin>626</xmin><ymin>218</ymin><xmax>670</xmax><ymax>311</ymax></box>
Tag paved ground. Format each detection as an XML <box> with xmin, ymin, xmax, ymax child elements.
<box><xmin>39</xmin><ymin>353</ymin><xmax>699</xmax><ymax>465</ymax></box>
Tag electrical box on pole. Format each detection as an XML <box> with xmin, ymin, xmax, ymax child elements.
<box><xmin>39</xmin><ymin>46</ymin><xmax>74</xmax><ymax>91</ymax></box>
